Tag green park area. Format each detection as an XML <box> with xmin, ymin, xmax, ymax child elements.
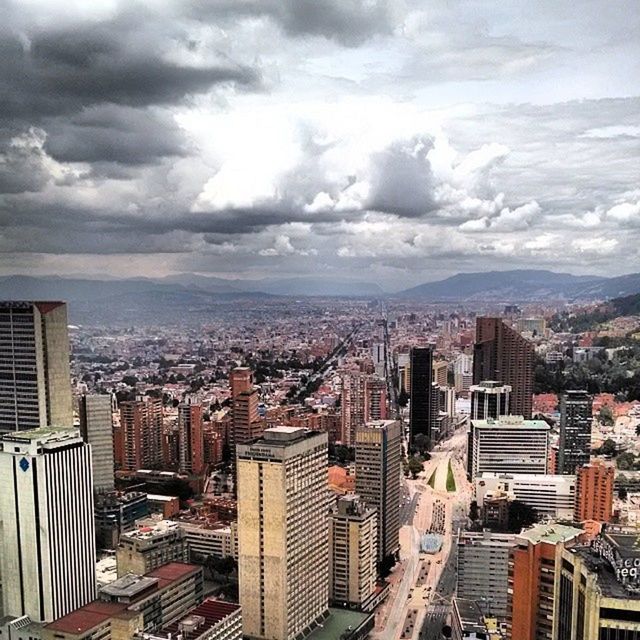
<box><xmin>446</xmin><ymin>460</ymin><xmax>456</xmax><ymax>492</ymax></box>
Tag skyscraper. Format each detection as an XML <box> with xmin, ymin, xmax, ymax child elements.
<box><xmin>328</xmin><ymin>495</ymin><xmax>378</xmax><ymax>610</ymax></box>
<box><xmin>470</xmin><ymin>381</ymin><xmax>511</xmax><ymax>420</ymax></box>
<box><xmin>364</xmin><ymin>376</ymin><xmax>387</xmax><ymax>423</ymax></box>
<box><xmin>558</xmin><ymin>390</ymin><xmax>593</xmax><ymax>475</ymax></box>
<box><xmin>118</xmin><ymin>396</ymin><xmax>163</xmax><ymax>471</ymax></box>
<box><xmin>473</xmin><ymin>317</ymin><xmax>534</xmax><ymax>418</ymax></box>
<box><xmin>409</xmin><ymin>346</ymin><xmax>433</xmax><ymax>445</ymax></box>
<box><xmin>237</xmin><ymin>427</ymin><xmax>329</xmax><ymax>640</ymax></box>
<box><xmin>230</xmin><ymin>367</ymin><xmax>263</xmax><ymax>450</ymax></box>
<box><xmin>78</xmin><ymin>394</ymin><xmax>115</xmax><ymax>492</ymax></box>
<box><xmin>0</xmin><ymin>427</ymin><xmax>96</xmax><ymax>622</ymax></box>
<box><xmin>178</xmin><ymin>400</ymin><xmax>204</xmax><ymax>475</ymax></box>
<box><xmin>355</xmin><ymin>420</ymin><xmax>402</xmax><ymax>563</ymax></box>
<box><xmin>0</xmin><ymin>301</ymin><xmax>73</xmax><ymax>432</ymax></box>
<box><xmin>341</xmin><ymin>372</ymin><xmax>366</xmax><ymax>445</ymax></box>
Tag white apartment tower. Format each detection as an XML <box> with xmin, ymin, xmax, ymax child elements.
<box><xmin>237</xmin><ymin>427</ymin><xmax>329</xmax><ymax>640</ymax></box>
<box><xmin>78</xmin><ymin>394</ymin><xmax>115</xmax><ymax>492</ymax></box>
<box><xmin>0</xmin><ymin>427</ymin><xmax>96</xmax><ymax>622</ymax></box>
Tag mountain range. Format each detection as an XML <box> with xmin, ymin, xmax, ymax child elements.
<box><xmin>1</xmin><ymin>270</ymin><xmax>639</xmax><ymax>324</ymax></box>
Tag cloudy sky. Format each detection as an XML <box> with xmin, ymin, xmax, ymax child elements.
<box><xmin>1</xmin><ymin>0</ymin><xmax>639</xmax><ymax>290</ymax></box>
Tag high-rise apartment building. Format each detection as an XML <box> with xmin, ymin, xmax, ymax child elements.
<box><xmin>118</xmin><ymin>396</ymin><xmax>163</xmax><ymax>471</ymax></box>
<box><xmin>558</xmin><ymin>390</ymin><xmax>593</xmax><ymax>475</ymax></box>
<box><xmin>230</xmin><ymin>368</ymin><xmax>263</xmax><ymax>450</ymax></box>
<box><xmin>409</xmin><ymin>346</ymin><xmax>433</xmax><ymax>445</ymax></box>
<box><xmin>456</xmin><ymin>531</ymin><xmax>516</xmax><ymax>619</ymax></box>
<box><xmin>178</xmin><ymin>400</ymin><xmax>204</xmax><ymax>475</ymax></box>
<box><xmin>574</xmin><ymin>460</ymin><xmax>614</xmax><ymax>524</ymax></box>
<box><xmin>237</xmin><ymin>427</ymin><xmax>329</xmax><ymax>640</ymax></box>
<box><xmin>473</xmin><ymin>317</ymin><xmax>534</xmax><ymax>418</ymax></box>
<box><xmin>0</xmin><ymin>301</ymin><xmax>73</xmax><ymax>432</ymax></box>
<box><xmin>470</xmin><ymin>381</ymin><xmax>510</xmax><ymax>420</ymax></box>
<box><xmin>341</xmin><ymin>373</ymin><xmax>366</xmax><ymax>446</ymax></box>
<box><xmin>78</xmin><ymin>394</ymin><xmax>115</xmax><ymax>492</ymax></box>
<box><xmin>467</xmin><ymin>416</ymin><xmax>550</xmax><ymax>478</ymax></box>
<box><xmin>328</xmin><ymin>495</ymin><xmax>378</xmax><ymax>611</ymax></box>
<box><xmin>355</xmin><ymin>420</ymin><xmax>402</xmax><ymax>562</ymax></box>
<box><xmin>507</xmin><ymin>523</ymin><xmax>582</xmax><ymax>640</ymax></box>
<box><xmin>0</xmin><ymin>427</ymin><xmax>96</xmax><ymax>622</ymax></box>
<box><xmin>365</xmin><ymin>376</ymin><xmax>387</xmax><ymax>423</ymax></box>
<box><xmin>432</xmin><ymin>360</ymin><xmax>448</xmax><ymax>388</ymax></box>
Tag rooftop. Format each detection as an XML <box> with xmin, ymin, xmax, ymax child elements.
<box><xmin>454</xmin><ymin>598</ymin><xmax>488</xmax><ymax>633</ymax></box>
<box><xmin>472</xmin><ymin>416</ymin><xmax>550</xmax><ymax>430</ymax></box>
<box><xmin>101</xmin><ymin>575</ymin><xmax>158</xmax><ymax>599</ymax></box>
<box><xmin>162</xmin><ymin>598</ymin><xmax>240</xmax><ymax>638</ymax></box>
<box><xmin>306</xmin><ymin>608</ymin><xmax>373</xmax><ymax>640</ymax></box>
<box><xmin>517</xmin><ymin>523</ymin><xmax>583</xmax><ymax>545</ymax></box>
<box><xmin>1</xmin><ymin>426</ymin><xmax>80</xmax><ymax>443</ymax></box>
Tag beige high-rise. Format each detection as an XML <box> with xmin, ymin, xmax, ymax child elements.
<box><xmin>328</xmin><ymin>495</ymin><xmax>378</xmax><ymax>610</ymax></box>
<box><xmin>237</xmin><ymin>427</ymin><xmax>329</xmax><ymax>640</ymax></box>
<box><xmin>0</xmin><ymin>301</ymin><xmax>73</xmax><ymax>432</ymax></box>
<box><xmin>355</xmin><ymin>420</ymin><xmax>402</xmax><ymax>562</ymax></box>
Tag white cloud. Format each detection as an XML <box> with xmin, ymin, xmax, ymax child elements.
<box><xmin>571</xmin><ymin>237</ymin><xmax>618</xmax><ymax>254</ymax></box>
<box><xmin>606</xmin><ymin>200</ymin><xmax>640</xmax><ymax>224</ymax></box>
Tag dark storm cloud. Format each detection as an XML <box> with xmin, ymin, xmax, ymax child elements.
<box><xmin>44</xmin><ymin>106</ymin><xmax>187</xmax><ymax>165</ymax></box>
<box><xmin>190</xmin><ymin>0</ymin><xmax>395</xmax><ymax>46</ymax></box>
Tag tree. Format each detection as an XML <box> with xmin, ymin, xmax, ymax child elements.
<box><xmin>413</xmin><ymin>433</ymin><xmax>432</xmax><ymax>458</ymax></box>
<box><xmin>469</xmin><ymin>500</ymin><xmax>479</xmax><ymax>522</ymax></box>
<box><xmin>619</xmin><ymin>485</ymin><xmax>628</xmax><ymax>500</ymax></box>
<box><xmin>398</xmin><ymin>388</ymin><xmax>409</xmax><ymax>408</ymax></box>
<box><xmin>599</xmin><ymin>406</ymin><xmax>615</xmax><ymax>426</ymax></box>
<box><xmin>617</xmin><ymin>452</ymin><xmax>636</xmax><ymax>470</ymax></box>
<box><xmin>599</xmin><ymin>438</ymin><xmax>617</xmax><ymax>457</ymax></box>
<box><xmin>507</xmin><ymin>500</ymin><xmax>538</xmax><ymax>533</ymax></box>
<box><xmin>407</xmin><ymin>456</ymin><xmax>423</xmax><ymax>479</ymax></box>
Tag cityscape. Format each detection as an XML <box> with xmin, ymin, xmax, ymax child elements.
<box><xmin>2</xmin><ymin>2</ymin><xmax>640</xmax><ymax>640</ymax></box>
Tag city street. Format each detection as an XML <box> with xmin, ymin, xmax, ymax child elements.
<box><xmin>373</xmin><ymin>424</ymin><xmax>472</xmax><ymax>640</ymax></box>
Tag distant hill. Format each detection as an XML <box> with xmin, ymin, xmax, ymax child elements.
<box><xmin>551</xmin><ymin>292</ymin><xmax>640</xmax><ymax>333</ymax></box>
<box><xmin>396</xmin><ymin>269</ymin><xmax>640</xmax><ymax>302</ymax></box>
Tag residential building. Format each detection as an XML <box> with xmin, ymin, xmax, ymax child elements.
<box><xmin>0</xmin><ymin>427</ymin><xmax>96</xmax><ymax>623</ymax></box>
<box><xmin>473</xmin><ymin>317</ymin><xmax>534</xmax><ymax>418</ymax></box>
<box><xmin>132</xmin><ymin>598</ymin><xmax>242</xmax><ymax>640</ymax></box>
<box><xmin>355</xmin><ymin>420</ymin><xmax>402</xmax><ymax>562</ymax></box>
<box><xmin>558</xmin><ymin>390</ymin><xmax>593</xmax><ymax>475</ymax></box>
<box><xmin>456</xmin><ymin>531</ymin><xmax>516</xmax><ymax>619</ymax></box>
<box><xmin>117</xmin><ymin>520</ymin><xmax>188</xmax><ymax>576</ymax></box>
<box><xmin>118</xmin><ymin>397</ymin><xmax>163</xmax><ymax>471</ymax></box>
<box><xmin>475</xmin><ymin>473</ymin><xmax>576</xmax><ymax>520</ymax></box>
<box><xmin>364</xmin><ymin>376</ymin><xmax>387</xmax><ymax>423</ymax></box>
<box><xmin>78</xmin><ymin>394</ymin><xmax>115</xmax><ymax>492</ymax></box>
<box><xmin>506</xmin><ymin>523</ymin><xmax>583</xmax><ymax>640</ymax></box>
<box><xmin>432</xmin><ymin>360</ymin><xmax>448</xmax><ymax>388</ymax></box>
<box><xmin>230</xmin><ymin>368</ymin><xmax>263</xmax><ymax>451</ymax></box>
<box><xmin>41</xmin><ymin>563</ymin><xmax>204</xmax><ymax>640</ymax></box>
<box><xmin>328</xmin><ymin>495</ymin><xmax>378</xmax><ymax>611</ymax></box>
<box><xmin>469</xmin><ymin>381</ymin><xmax>510</xmax><ymax>420</ymax></box>
<box><xmin>179</xmin><ymin>400</ymin><xmax>205</xmax><ymax>475</ymax></box>
<box><xmin>409</xmin><ymin>347</ymin><xmax>433</xmax><ymax>444</ymax></box>
<box><xmin>237</xmin><ymin>427</ymin><xmax>329</xmax><ymax>640</ymax></box>
<box><xmin>467</xmin><ymin>416</ymin><xmax>550</xmax><ymax>478</ymax></box>
<box><xmin>0</xmin><ymin>301</ymin><xmax>73</xmax><ymax>432</ymax></box>
<box><xmin>341</xmin><ymin>373</ymin><xmax>366</xmax><ymax>446</ymax></box>
<box><xmin>574</xmin><ymin>461</ymin><xmax>614</xmax><ymax>524</ymax></box>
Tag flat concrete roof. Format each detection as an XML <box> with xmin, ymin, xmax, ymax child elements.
<box><xmin>306</xmin><ymin>608</ymin><xmax>373</xmax><ymax>640</ymax></box>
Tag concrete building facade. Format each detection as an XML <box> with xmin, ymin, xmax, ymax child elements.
<box><xmin>574</xmin><ymin>460</ymin><xmax>614</xmax><ymax>524</ymax></box>
<box><xmin>558</xmin><ymin>390</ymin><xmax>593</xmax><ymax>475</ymax></box>
<box><xmin>78</xmin><ymin>394</ymin><xmax>115</xmax><ymax>492</ymax></box>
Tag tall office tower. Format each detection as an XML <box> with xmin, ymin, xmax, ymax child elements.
<box><xmin>365</xmin><ymin>376</ymin><xmax>387</xmax><ymax>422</ymax></box>
<box><xmin>506</xmin><ymin>523</ymin><xmax>582</xmax><ymax>640</ymax></box>
<box><xmin>230</xmin><ymin>367</ymin><xmax>263</xmax><ymax>449</ymax></box>
<box><xmin>397</xmin><ymin>352</ymin><xmax>410</xmax><ymax>394</ymax></box>
<box><xmin>328</xmin><ymin>494</ymin><xmax>378</xmax><ymax>610</ymax></box>
<box><xmin>118</xmin><ymin>396</ymin><xmax>163</xmax><ymax>471</ymax></box>
<box><xmin>467</xmin><ymin>416</ymin><xmax>550</xmax><ymax>478</ymax></box>
<box><xmin>456</xmin><ymin>531</ymin><xmax>516</xmax><ymax>618</ymax></box>
<box><xmin>558</xmin><ymin>390</ymin><xmax>593</xmax><ymax>475</ymax></box>
<box><xmin>432</xmin><ymin>360</ymin><xmax>448</xmax><ymax>388</ymax></box>
<box><xmin>409</xmin><ymin>346</ymin><xmax>433</xmax><ymax>445</ymax></box>
<box><xmin>341</xmin><ymin>373</ymin><xmax>366</xmax><ymax>445</ymax></box>
<box><xmin>0</xmin><ymin>427</ymin><xmax>96</xmax><ymax>622</ymax></box>
<box><xmin>372</xmin><ymin>342</ymin><xmax>385</xmax><ymax>377</ymax></box>
<box><xmin>554</xmin><ymin>527</ymin><xmax>640</xmax><ymax>639</ymax></box>
<box><xmin>355</xmin><ymin>420</ymin><xmax>402</xmax><ymax>563</ymax></box>
<box><xmin>237</xmin><ymin>427</ymin><xmax>329</xmax><ymax>640</ymax></box>
<box><xmin>473</xmin><ymin>317</ymin><xmax>534</xmax><ymax>418</ymax></box>
<box><xmin>470</xmin><ymin>381</ymin><xmax>511</xmax><ymax>420</ymax></box>
<box><xmin>574</xmin><ymin>460</ymin><xmax>614</xmax><ymax>524</ymax></box>
<box><xmin>0</xmin><ymin>301</ymin><xmax>73</xmax><ymax>432</ymax></box>
<box><xmin>78</xmin><ymin>394</ymin><xmax>115</xmax><ymax>492</ymax></box>
<box><xmin>178</xmin><ymin>400</ymin><xmax>204</xmax><ymax>475</ymax></box>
